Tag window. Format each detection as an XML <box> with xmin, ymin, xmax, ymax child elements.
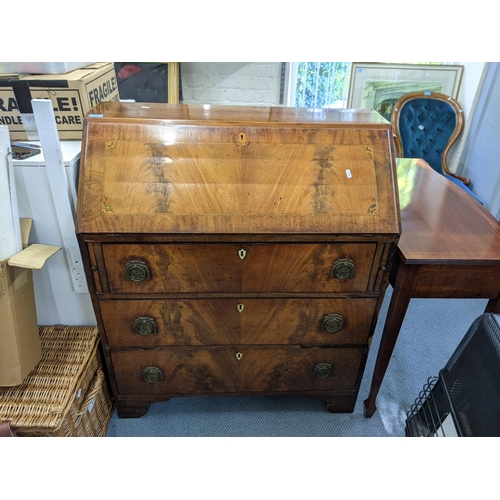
<box><xmin>288</xmin><ymin>62</ymin><xmax>352</xmax><ymax>108</ymax></box>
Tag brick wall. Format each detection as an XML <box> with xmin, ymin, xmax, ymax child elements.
<box><xmin>180</xmin><ymin>62</ymin><xmax>283</xmax><ymax>106</ymax></box>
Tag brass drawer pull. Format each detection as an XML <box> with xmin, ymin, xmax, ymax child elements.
<box><xmin>331</xmin><ymin>258</ymin><xmax>354</xmax><ymax>280</ymax></box>
<box><xmin>142</xmin><ymin>366</ymin><xmax>163</xmax><ymax>383</ymax></box>
<box><xmin>313</xmin><ymin>362</ymin><xmax>333</xmax><ymax>379</ymax></box>
<box><xmin>125</xmin><ymin>260</ymin><xmax>151</xmax><ymax>282</ymax></box>
<box><xmin>322</xmin><ymin>313</ymin><xmax>344</xmax><ymax>333</ymax></box>
<box><xmin>134</xmin><ymin>317</ymin><xmax>157</xmax><ymax>336</ymax></box>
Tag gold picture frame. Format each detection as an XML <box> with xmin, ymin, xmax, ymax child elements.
<box><xmin>347</xmin><ymin>63</ymin><xmax>464</xmax><ymax>120</ymax></box>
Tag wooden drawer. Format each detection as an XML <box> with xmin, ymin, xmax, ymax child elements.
<box><xmin>111</xmin><ymin>346</ymin><xmax>364</xmax><ymax>395</ymax></box>
<box><xmin>100</xmin><ymin>297</ymin><xmax>377</xmax><ymax>347</ymax></box>
<box><xmin>101</xmin><ymin>243</ymin><xmax>377</xmax><ymax>294</ymax></box>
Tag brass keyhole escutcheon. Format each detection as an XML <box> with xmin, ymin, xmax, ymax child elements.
<box><xmin>238</xmin><ymin>248</ymin><xmax>247</xmax><ymax>260</ymax></box>
<box><xmin>331</xmin><ymin>258</ymin><xmax>354</xmax><ymax>280</ymax></box>
<box><xmin>322</xmin><ymin>313</ymin><xmax>344</xmax><ymax>333</ymax></box>
<box><xmin>134</xmin><ymin>317</ymin><xmax>157</xmax><ymax>336</ymax></box>
<box><xmin>236</xmin><ymin>352</ymin><xmax>243</xmax><ymax>361</ymax></box>
<box><xmin>142</xmin><ymin>366</ymin><xmax>163</xmax><ymax>383</ymax></box>
<box><xmin>237</xmin><ymin>131</ymin><xmax>247</xmax><ymax>145</ymax></box>
<box><xmin>126</xmin><ymin>260</ymin><xmax>151</xmax><ymax>282</ymax></box>
<box><xmin>237</xmin><ymin>303</ymin><xmax>244</xmax><ymax>313</ymax></box>
<box><xmin>313</xmin><ymin>362</ymin><xmax>333</xmax><ymax>379</ymax></box>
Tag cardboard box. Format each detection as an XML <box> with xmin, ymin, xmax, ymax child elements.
<box><xmin>0</xmin><ymin>62</ymin><xmax>94</xmax><ymax>75</ymax></box>
<box><xmin>0</xmin><ymin>219</ymin><xmax>59</xmax><ymax>386</ymax></box>
<box><xmin>0</xmin><ymin>62</ymin><xmax>120</xmax><ymax>141</ymax></box>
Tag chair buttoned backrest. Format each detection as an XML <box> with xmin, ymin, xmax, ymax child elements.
<box><xmin>398</xmin><ymin>98</ymin><xmax>457</xmax><ymax>175</ymax></box>
<box><xmin>391</xmin><ymin>92</ymin><xmax>464</xmax><ymax>177</ymax></box>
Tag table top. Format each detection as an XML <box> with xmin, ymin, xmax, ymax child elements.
<box><xmin>397</xmin><ymin>158</ymin><xmax>500</xmax><ymax>265</ymax></box>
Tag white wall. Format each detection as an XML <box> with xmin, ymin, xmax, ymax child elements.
<box><xmin>180</xmin><ymin>62</ymin><xmax>283</xmax><ymax>106</ymax></box>
<box><xmin>449</xmin><ymin>62</ymin><xmax>488</xmax><ymax>171</ymax></box>
<box><xmin>457</xmin><ymin>63</ymin><xmax>500</xmax><ymax>219</ymax></box>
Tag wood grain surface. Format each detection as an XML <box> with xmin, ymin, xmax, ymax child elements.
<box><xmin>102</xmin><ymin>242</ymin><xmax>378</xmax><ymax>293</ymax></box>
<box><xmin>77</xmin><ymin>102</ymin><xmax>400</xmax><ymax>236</ymax></box>
<box><xmin>397</xmin><ymin>159</ymin><xmax>500</xmax><ymax>264</ymax></box>
<box><xmin>99</xmin><ymin>297</ymin><xmax>377</xmax><ymax>347</ymax></box>
<box><xmin>111</xmin><ymin>346</ymin><xmax>364</xmax><ymax>395</ymax></box>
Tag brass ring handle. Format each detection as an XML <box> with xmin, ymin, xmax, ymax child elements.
<box><xmin>313</xmin><ymin>362</ymin><xmax>333</xmax><ymax>379</ymax></box>
<box><xmin>134</xmin><ymin>317</ymin><xmax>157</xmax><ymax>336</ymax></box>
<box><xmin>331</xmin><ymin>258</ymin><xmax>354</xmax><ymax>280</ymax></box>
<box><xmin>125</xmin><ymin>260</ymin><xmax>151</xmax><ymax>282</ymax></box>
<box><xmin>322</xmin><ymin>313</ymin><xmax>344</xmax><ymax>333</ymax></box>
<box><xmin>142</xmin><ymin>366</ymin><xmax>163</xmax><ymax>383</ymax></box>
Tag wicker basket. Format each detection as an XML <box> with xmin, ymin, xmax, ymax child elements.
<box><xmin>0</xmin><ymin>326</ymin><xmax>114</xmax><ymax>437</ymax></box>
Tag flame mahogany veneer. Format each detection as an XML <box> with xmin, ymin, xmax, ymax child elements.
<box><xmin>76</xmin><ymin>102</ymin><xmax>400</xmax><ymax>418</ymax></box>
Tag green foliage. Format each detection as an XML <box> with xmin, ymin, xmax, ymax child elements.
<box><xmin>294</xmin><ymin>62</ymin><xmax>352</xmax><ymax>108</ymax></box>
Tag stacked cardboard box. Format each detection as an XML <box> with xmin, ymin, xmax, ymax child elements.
<box><xmin>0</xmin><ymin>62</ymin><xmax>120</xmax><ymax>140</ymax></box>
<box><xmin>0</xmin><ymin>218</ymin><xmax>59</xmax><ymax>386</ymax></box>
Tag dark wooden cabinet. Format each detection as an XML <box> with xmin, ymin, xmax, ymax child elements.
<box><xmin>76</xmin><ymin>102</ymin><xmax>400</xmax><ymax>418</ymax></box>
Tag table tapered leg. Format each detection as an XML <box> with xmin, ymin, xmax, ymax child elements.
<box><xmin>485</xmin><ymin>295</ymin><xmax>500</xmax><ymax>314</ymax></box>
<box><xmin>364</xmin><ymin>263</ymin><xmax>420</xmax><ymax>417</ymax></box>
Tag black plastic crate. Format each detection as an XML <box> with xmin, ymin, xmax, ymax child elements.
<box><xmin>406</xmin><ymin>313</ymin><xmax>500</xmax><ymax>437</ymax></box>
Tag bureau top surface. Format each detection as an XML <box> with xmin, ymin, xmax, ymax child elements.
<box><xmin>76</xmin><ymin>102</ymin><xmax>401</xmax><ymax>236</ymax></box>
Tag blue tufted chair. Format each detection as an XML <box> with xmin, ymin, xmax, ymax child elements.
<box><xmin>391</xmin><ymin>91</ymin><xmax>483</xmax><ymax>204</ymax></box>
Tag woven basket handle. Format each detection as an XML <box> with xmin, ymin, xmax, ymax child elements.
<box><xmin>77</xmin><ymin>369</ymin><xmax>105</xmax><ymax>417</ymax></box>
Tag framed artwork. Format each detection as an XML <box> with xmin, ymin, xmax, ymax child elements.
<box><xmin>114</xmin><ymin>62</ymin><xmax>180</xmax><ymax>104</ymax></box>
<box><xmin>347</xmin><ymin>63</ymin><xmax>464</xmax><ymax>120</ymax></box>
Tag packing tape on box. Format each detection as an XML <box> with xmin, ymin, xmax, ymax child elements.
<box><xmin>12</xmin><ymin>84</ymin><xmax>38</xmax><ymax>140</ymax></box>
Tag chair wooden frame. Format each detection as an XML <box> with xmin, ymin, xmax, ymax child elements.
<box><xmin>391</xmin><ymin>91</ymin><xmax>471</xmax><ymax>186</ymax></box>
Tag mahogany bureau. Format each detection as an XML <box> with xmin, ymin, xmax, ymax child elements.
<box><xmin>76</xmin><ymin>102</ymin><xmax>401</xmax><ymax>418</ymax></box>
